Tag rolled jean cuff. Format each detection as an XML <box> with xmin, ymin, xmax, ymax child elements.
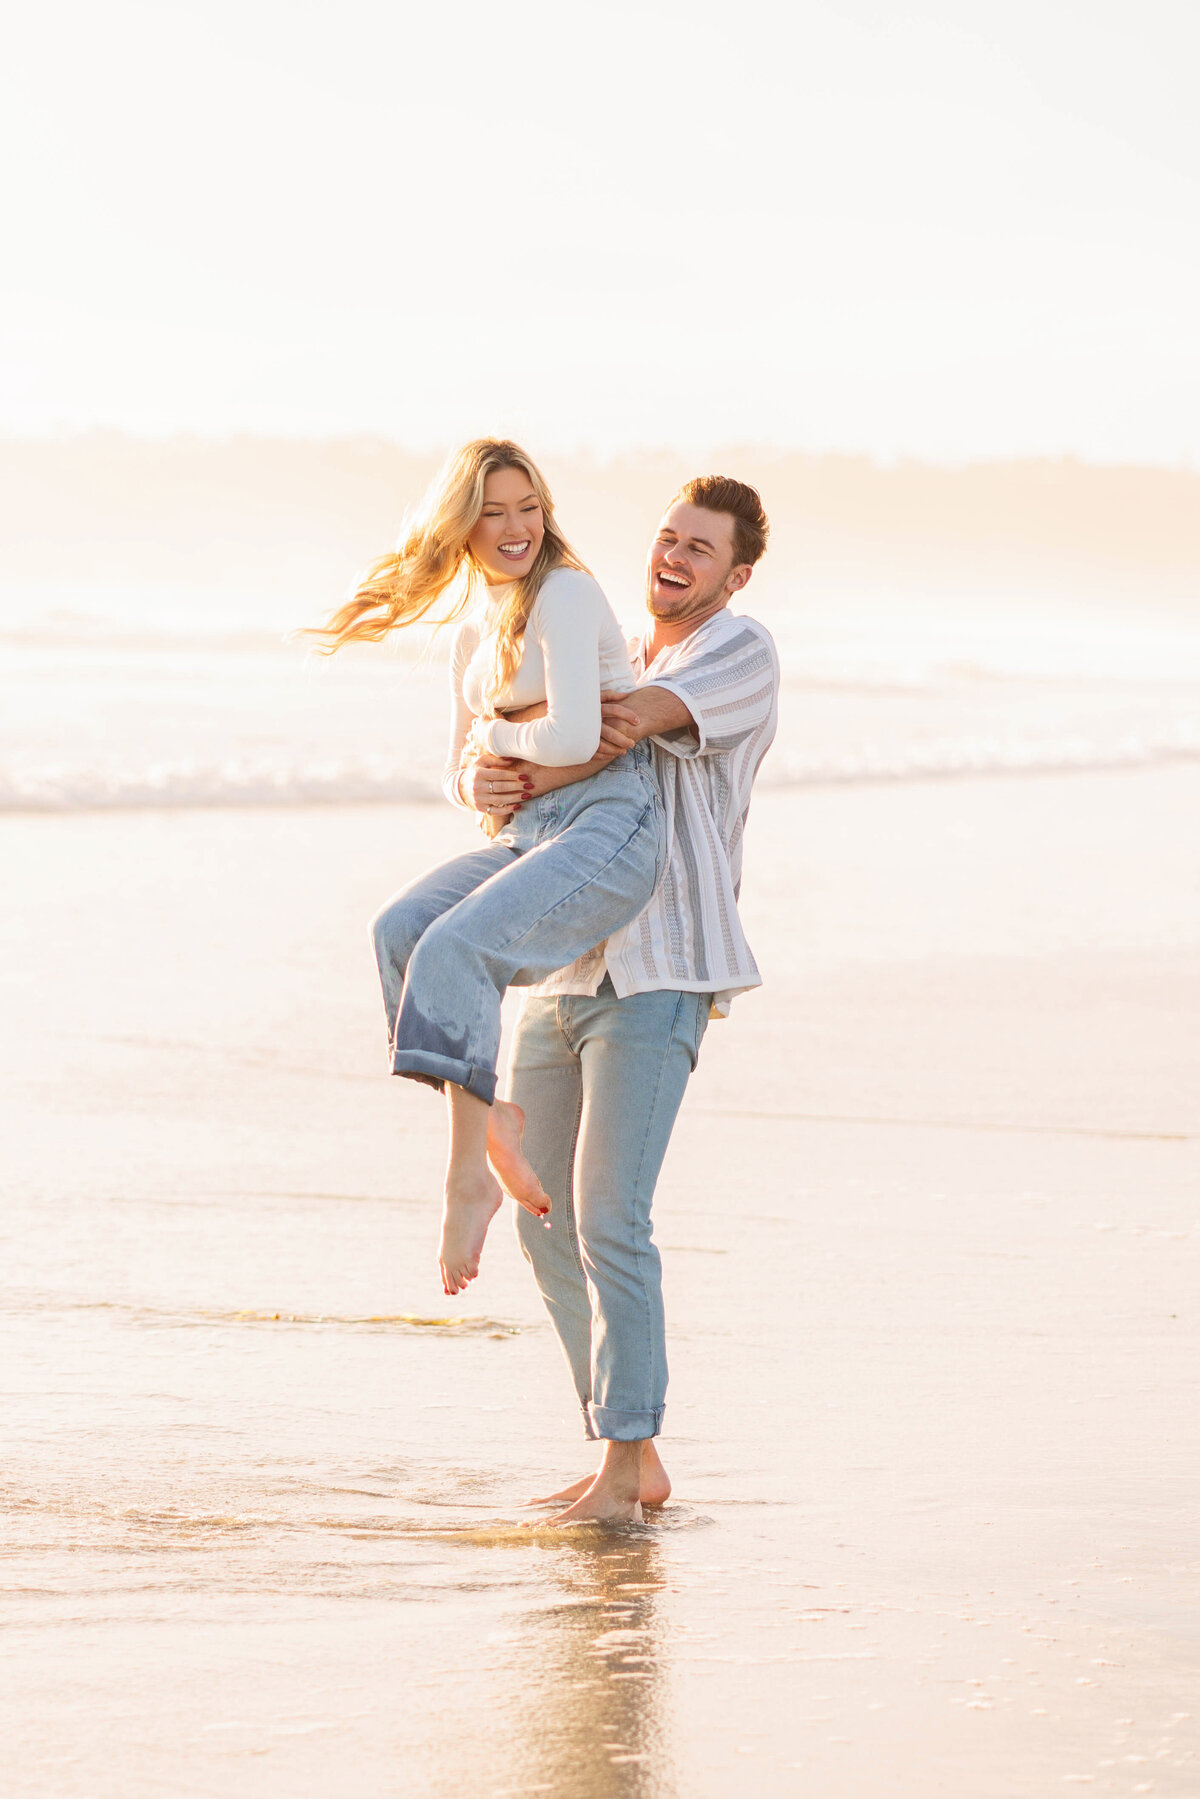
<box><xmin>588</xmin><ymin>1403</ymin><xmax>664</xmax><ymax>1442</ymax></box>
<box><xmin>580</xmin><ymin>1404</ymin><xmax>598</xmax><ymax>1443</ymax></box>
<box><xmin>390</xmin><ymin>1050</ymin><xmax>496</xmax><ymax>1105</ymax></box>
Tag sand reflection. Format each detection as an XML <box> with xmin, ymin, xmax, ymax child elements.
<box><xmin>500</xmin><ymin>1533</ymin><xmax>673</xmax><ymax>1799</ymax></box>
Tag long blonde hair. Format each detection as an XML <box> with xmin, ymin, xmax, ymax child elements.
<box><xmin>305</xmin><ymin>438</ymin><xmax>587</xmax><ymax>708</ymax></box>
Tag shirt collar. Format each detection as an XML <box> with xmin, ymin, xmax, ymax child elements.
<box><xmin>634</xmin><ymin>606</ymin><xmax>744</xmax><ymax>677</ymax></box>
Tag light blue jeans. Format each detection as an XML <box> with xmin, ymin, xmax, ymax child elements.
<box><xmin>371</xmin><ymin>745</ymin><xmax>664</xmax><ymax>1105</ymax></box>
<box><xmin>510</xmin><ymin>978</ymin><xmax>712</xmax><ymax>1441</ymax></box>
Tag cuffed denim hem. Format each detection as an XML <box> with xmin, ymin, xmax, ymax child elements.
<box><xmin>580</xmin><ymin>1404</ymin><xmax>598</xmax><ymax>1443</ymax></box>
<box><xmin>588</xmin><ymin>1403</ymin><xmax>664</xmax><ymax>1442</ymax></box>
<box><xmin>390</xmin><ymin>1050</ymin><xmax>496</xmax><ymax>1106</ymax></box>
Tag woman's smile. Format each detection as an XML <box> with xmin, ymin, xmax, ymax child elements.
<box><xmin>468</xmin><ymin>467</ymin><xmax>546</xmax><ymax>583</ymax></box>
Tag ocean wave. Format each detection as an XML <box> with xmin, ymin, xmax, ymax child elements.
<box><xmin>4</xmin><ymin>724</ymin><xmax>1200</xmax><ymax>814</ymax></box>
<box><xmin>764</xmin><ymin>720</ymin><xmax>1200</xmax><ymax>785</ymax></box>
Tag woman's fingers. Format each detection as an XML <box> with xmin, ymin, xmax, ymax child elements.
<box><xmin>468</xmin><ymin>765</ymin><xmax>529</xmax><ymax>812</ymax></box>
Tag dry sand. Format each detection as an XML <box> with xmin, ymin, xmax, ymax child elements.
<box><xmin>3</xmin><ymin>767</ymin><xmax>1198</xmax><ymax>1797</ymax></box>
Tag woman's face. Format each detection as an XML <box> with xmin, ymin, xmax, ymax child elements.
<box><xmin>467</xmin><ymin>467</ymin><xmax>545</xmax><ymax>584</ymax></box>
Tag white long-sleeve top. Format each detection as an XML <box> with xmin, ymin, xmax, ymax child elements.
<box><xmin>441</xmin><ymin>567</ymin><xmax>635</xmax><ymax>805</ymax></box>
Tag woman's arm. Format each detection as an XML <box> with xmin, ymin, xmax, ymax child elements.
<box><xmin>490</xmin><ymin>688</ymin><xmax>697</xmax><ymax>798</ymax></box>
<box><xmin>440</xmin><ymin>625</ymin><xmax>479</xmax><ymax>810</ymax></box>
<box><xmin>443</xmin><ymin>622</ymin><xmax>531</xmax><ymax>817</ymax></box>
<box><xmin>480</xmin><ymin>580</ymin><xmax>606</xmax><ymax>767</ymax></box>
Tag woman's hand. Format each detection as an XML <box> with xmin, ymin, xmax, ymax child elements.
<box><xmin>459</xmin><ymin>750</ymin><xmax>532</xmax><ymax>819</ymax></box>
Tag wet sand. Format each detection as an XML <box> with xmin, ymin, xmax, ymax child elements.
<box><xmin>3</xmin><ymin>769</ymin><xmax>1199</xmax><ymax>1796</ymax></box>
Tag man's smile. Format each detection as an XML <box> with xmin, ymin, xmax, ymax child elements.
<box><xmin>652</xmin><ymin>564</ymin><xmax>693</xmax><ymax>598</ymax></box>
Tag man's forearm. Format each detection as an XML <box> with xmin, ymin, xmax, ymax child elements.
<box><xmin>617</xmin><ymin>684</ymin><xmax>696</xmax><ymax>741</ymax></box>
<box><xmin>509</xmin><ymin>748</ymin><xmax>612</xmax><ymax>795</ymax></box>
<box><xmin>509</xmin><ymin>685</ymin><xmax>697</xmax><ymax>798</ymax></box>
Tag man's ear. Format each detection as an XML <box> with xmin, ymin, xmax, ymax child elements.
<box><xmin>726</xmin><ymin>563</ymin><xmax>754</xmax><ymax>596</ymax></box>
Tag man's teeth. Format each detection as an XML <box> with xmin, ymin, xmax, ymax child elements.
<box><xmin>659</xmin><ymin>571</ymin><xmax>689</xmax><ymax>587</ymax></box>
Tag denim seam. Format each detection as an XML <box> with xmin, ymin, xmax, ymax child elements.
<box><xmin>554</xmin><ymin>997</ymin><xmax>590</xmax><ymax>1300</ymax></box>
<box><xmin>617</xmin><ymin>987</ymin><xmax>686</xmax><ymax>1420</ymax></box>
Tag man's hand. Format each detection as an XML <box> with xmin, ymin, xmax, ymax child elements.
<box><xmin>463</xmin><ymin>686</ymin><xmax>699</xmax><ymax>807</ymax></box>
<box><xmin>598</xmin><ymin>693</ymin><xmax>641</xmax><ymax>756</ymax></box>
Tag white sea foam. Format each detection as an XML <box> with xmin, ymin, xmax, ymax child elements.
<box><xmin>4</xmin><ymin>596</ymin><xmax>1200</xmax><ymax>814</ymax></box>
<box><xmin>5</xmin><ymin>721</ymin><xmax>1200</xmax><ymax>813</ymax></box>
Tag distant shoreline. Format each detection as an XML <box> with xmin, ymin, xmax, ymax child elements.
<box><xmin>3</xmin><ymin>434</ymin><xmax>1199</xmax><ymax>616</ymax></box>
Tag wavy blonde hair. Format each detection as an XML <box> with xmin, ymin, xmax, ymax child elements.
<box><xmin>305</xmin><ymin>438</ymin><xmax>586</xmax><ymax>709</ymax></box>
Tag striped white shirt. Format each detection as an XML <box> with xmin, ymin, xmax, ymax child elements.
<box><xmin>528</xmin><ymin>608</ymin><xmax>779</xmax><ymax>1017</ymax></box>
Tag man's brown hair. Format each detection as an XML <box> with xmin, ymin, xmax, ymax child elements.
<box><xmin>671</xmin><ymin>475</ymin><xmax>770</xmax><ymax>569</ymax></box>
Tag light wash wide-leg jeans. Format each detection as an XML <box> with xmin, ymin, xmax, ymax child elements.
<box><xmin>510</xmin><ymin>978</ymin><xmax>712</xmax><ymax>1441</ymax></box>
<box><xmin>371</xmin><ymin>745</ymin><xmax>664</xmax><ymax>1106</ymax></box>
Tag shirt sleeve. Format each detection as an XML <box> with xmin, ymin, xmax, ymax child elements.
<box><xmin>441</xmin><ymin>621</ymin><xmax>479</xmax><ymax>809</ymax></box>
<box><xmin>645</xmin><ymin>621</ymin><xmax>779</xmax><ymax>760</ymax></box>
<box><xmin>483</xmin><ymin>580</ymin><xmax>604</xmax><ymax>766</ymax></box>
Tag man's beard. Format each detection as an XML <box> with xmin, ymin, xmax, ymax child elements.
<box><xmin>645</xmin><ymin>570</ymin><xmax>728</xmax><ymax>624</ymax></box>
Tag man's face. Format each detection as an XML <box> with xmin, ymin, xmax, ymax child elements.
<box><xmin>646</xmin><ymin>501</ymin><xmax>747</xmax><ymax>626</ymax></box>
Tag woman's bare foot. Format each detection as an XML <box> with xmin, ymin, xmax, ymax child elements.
<box><xmin>545</xmin><ymin>1441</ymin><xmax>644</xmax><ymax>1525</ymax></box>
<box><xmin>486</xmin><ymin>1099</ymin><xmax>550</xmax><ymax>1220</ymax></box>
<box><xmin>438</xmin><ymin>1171</ymin><xmax>503</xmax><ymax>1296</ymax></box>
<box><xmin>526</xmin><ymin>1439</ymin><xmax>671</xmax><ymax>1509</ymax></box>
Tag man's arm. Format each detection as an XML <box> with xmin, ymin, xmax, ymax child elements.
<box><xmin>473</xmin><ymin>687</ymin><xmax>696</xmax><ymax>801</ymax></box>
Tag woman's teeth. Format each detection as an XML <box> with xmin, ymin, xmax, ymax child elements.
<box><xmin>499</xmin><ymin>541</ymin><xmax>531</xmax><ymax>558</ymax></box>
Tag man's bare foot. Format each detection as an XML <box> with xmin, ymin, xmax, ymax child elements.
<box><xmin>544</xmin><ymin>1441</ymin><xmax>645</xmax><ymax>1525</ymax></box>
<box><xmin>526</xmin><ymin>1439</ymin><xmax>671</xmax><ymax>1508</ymax></box>
<box><xmin>486</xmin><ymin>1099</ymin><xmax>551</xmax><ymax>1221</ymax></box>
<box><xmin>438</xmin><ymin>1171</ymin><xmax>503</xmax><ymax>1296</ymax></box>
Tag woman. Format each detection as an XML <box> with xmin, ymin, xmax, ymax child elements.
<box><xmin>309</xmin><ymin>440</ymin><xmax>663</xmax><ymax>1297</ymax></box>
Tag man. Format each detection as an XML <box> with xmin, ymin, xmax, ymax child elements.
<box><xmin>474</xmin><ymin>475</ymin><xmax>779</xmax><ymax>1523</ymax></box>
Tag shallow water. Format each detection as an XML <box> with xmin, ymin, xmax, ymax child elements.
<box><xmin>4</xmin><ymin>779</ymin><xmax>1199</xmax><ymax>1795</ymax></box>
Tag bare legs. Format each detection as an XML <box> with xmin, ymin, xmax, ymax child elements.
<box><xmin>438</xmin><ymin>1090</ymin><xmax>550</xmax><ymax>1297</ymax></box>
<box><xmin>438</xmin><ymin>1086</ymin><xmax>502</xmax><ymax>1296</ymax></box>
<box><xmin>527</xmin><ymin>1439</ymin><xmax>671</xmax><ymax>1511</ymax></box>
<box><xmin>486</xmin><ymin>1098</ymin><xmax>551</xmax><ymax>1219</ymax></box>
<box><xmin>532</xmin><ymin>1440</ymin><xmax>646</xmax><ymax>1524</ymax></box>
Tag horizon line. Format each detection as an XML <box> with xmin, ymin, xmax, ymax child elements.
<box><xmin>3</xmin><ymin>428</ymin><xmax>1198</xmax><ymax>479</ymax></box>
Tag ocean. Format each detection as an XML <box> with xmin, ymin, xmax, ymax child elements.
<box><xmin>4</xmin><ymin>579</ymin><xmax>1200</xmax><ymax>811</ymax></box>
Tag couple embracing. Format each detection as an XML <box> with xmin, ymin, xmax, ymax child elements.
<box><xmin>311</xmin><ymin>440</ymin><xmax>778</xmax><ymax>1524</ymax></box>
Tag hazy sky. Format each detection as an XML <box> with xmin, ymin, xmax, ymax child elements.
<box><xmin>4</xmin><ymin>0</ymin><xmax>1197</xmax><ymax>460</ymax></box>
